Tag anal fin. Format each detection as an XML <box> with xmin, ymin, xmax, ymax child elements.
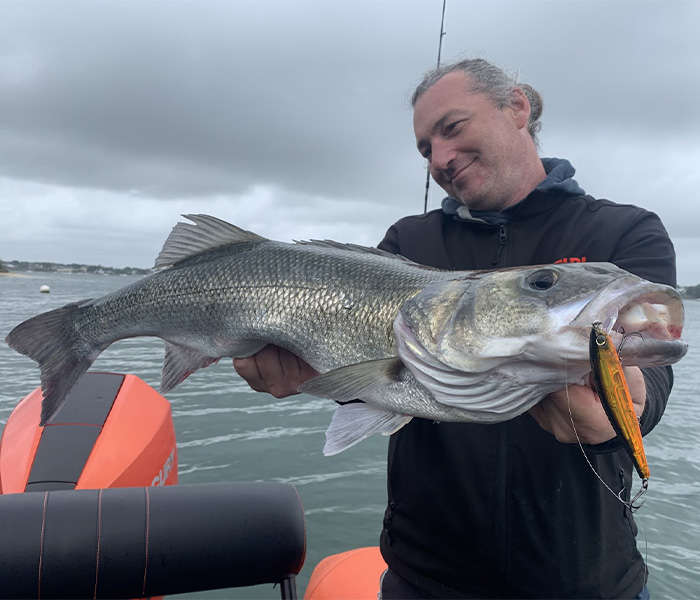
<box><xmin>324</xmin><ymin>403</ymin><xmax>412</xmax><ymax>456</ymax></box>
<box><xmin>161</xmin><ymin>342</ymin><xmax>220</xmax><ymax>394</ymax></box>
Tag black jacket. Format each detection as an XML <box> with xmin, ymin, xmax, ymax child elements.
<box><xmin>377</xmin><ymin>187</ymin><xmax>676</xmax><ymax>598</ymax></box>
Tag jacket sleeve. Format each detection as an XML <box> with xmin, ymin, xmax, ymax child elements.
<box><xmin>639</xmin><ymin>366</ymin><xmax>673</xmax><ymax>435</ymax></box>
<box><xmin>377</xmin><ymin>224</ymin><xmax>401</xmax><ymax>255</ymax></box>
<box><xmin>609</xmin><ymin>209</ymin><xmax>677</xmax><ymax>287</ymax></box>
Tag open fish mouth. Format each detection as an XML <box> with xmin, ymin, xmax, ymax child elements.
<box><xmin>573</xmin><ymin>285</ymin><xmax>687</xmax><ymax>366</ymax></box>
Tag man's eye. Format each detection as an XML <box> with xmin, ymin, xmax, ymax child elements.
<box><xmin>444</xmin><ymin>121</ymin><xmax>461</xmax><ymax>136</ymax></box>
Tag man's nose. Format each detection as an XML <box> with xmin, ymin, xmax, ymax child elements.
<box><xmin>429</xmin><ymin>140</ymin><xmax>455</xmax><ymax>173</ymax></box>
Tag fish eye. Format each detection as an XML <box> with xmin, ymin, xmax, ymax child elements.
<box><xmin>527</xmin><ymin>269</ymin><xmax>558</xmax><ymax>291</ymax></box>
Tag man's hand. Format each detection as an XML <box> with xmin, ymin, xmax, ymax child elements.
<box><xmin>233</xmin><ymin>344</ymin><xmax>319</xmax><ymax>398</ymax></box>
<box><xmin>529</xmin><ymin>367</ymin><xmax>646</xmax><ymax>445</ymax></box>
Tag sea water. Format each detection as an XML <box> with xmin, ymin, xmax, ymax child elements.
<box><xmin>0</xmin><ymin>272</ymin><xmax>698</xmax><ymax>599</ymax></box>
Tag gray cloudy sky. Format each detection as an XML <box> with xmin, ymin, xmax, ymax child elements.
<box><xmin>1</xmin><ymin>0</ymin><xmax>699</xmax><ymax>284</ymax></box>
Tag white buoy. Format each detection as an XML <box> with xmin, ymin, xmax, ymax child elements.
<box><xmin>39</xmin><ymin>285</ymin><xmax>50</xmax><ymax>293</ymax></box>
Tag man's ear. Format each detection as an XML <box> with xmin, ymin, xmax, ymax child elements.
<box><xmin>509</xmin><ymin>86</ymin><xmax>531</xmax><ymax>130</ymax></box>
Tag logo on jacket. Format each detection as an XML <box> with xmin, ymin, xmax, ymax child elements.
<box><xmin>554</xmin><ymin>257</ymin><xmax>587</xmax><ymax>264</ymax></box>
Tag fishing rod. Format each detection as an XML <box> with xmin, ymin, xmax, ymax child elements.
<box><xmin>423</xmin><ymin>0</ymin><xmax>447</xmax><ymax>214</ymax></box>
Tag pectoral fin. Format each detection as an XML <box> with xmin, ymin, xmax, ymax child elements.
<box><xmin>324</xmin><ymin>402</ymin><xmax>412</xmax><ymax>455</ymax></box>
<box><xmin>298</xmin><ymin>357</ymin><xmax>404</xmax><ymax>402</ymax></box>
<box><xmin>161</xmin><ymin>342</ymin><xmax>220</xmax><ymax>393</ymax></box>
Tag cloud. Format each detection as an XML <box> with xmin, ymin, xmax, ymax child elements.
<box><xmin>0</xmin><ymin>0</ymin><xmax>698</xmax><ymax>284</ymax></box>
<box><xmin>1</xmin><ymin>176</ymin><xmax>409</xmax><ymax>269</ymax></box>
<box><xmin>0</xmin><ymin>1</ymin><xmax>429</xmax><ymax>201</ymax></box>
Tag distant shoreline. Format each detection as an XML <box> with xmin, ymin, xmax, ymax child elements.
<box><xmin>0</xmin><ymin>272</ymin><xmax>28</xmax><ymax>277</ymax></box>
<box><xmin>0</xmin><ymin>260</ymin><xmax>151</xmax><ymax>277</ymax></box>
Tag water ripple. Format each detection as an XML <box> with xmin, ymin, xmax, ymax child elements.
<box><xmin>273</xmin><ymin>465</ymin><xmax>385</xmax><ymax>486</ymax></box>
<box><xmin>305</xmin><ymin>505</ymin><xmax>385</xmax><ymax>516</ymax></box>
<box><xmin>178</xmin><ymin>426</ymin><xmax>327</xmax><ymax>448</ymax></box>
<box><xmin>177</xmin><ymin>462</ymin><xmax>233</xmax><ymax>476</ymax></box>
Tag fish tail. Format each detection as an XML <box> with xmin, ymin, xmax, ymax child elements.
<box><xmin>5</xmin><ymin>300</ymin><xmax>96</xmax><ymax>425</ymax></box>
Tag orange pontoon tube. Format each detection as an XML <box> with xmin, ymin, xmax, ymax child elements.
<box><xmin>0</xmin><ymin>373</ymin><xmax>177</xmax><ymax>493</ymax></box>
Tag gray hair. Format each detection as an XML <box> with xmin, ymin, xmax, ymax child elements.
<box><xmin>411</xmin><ymin>58</ymin><xmax>543</xmax><ymax>147</ymax></box>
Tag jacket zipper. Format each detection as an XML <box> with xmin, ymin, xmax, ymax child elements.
<box><xmin>493</xmin><ymin>225</ymin><xmax>508</xmax><ymax>266</ymax></box>
<box><xmin>496</xmin><ymin>421</ymin><xmax>509</xmax><ymax>592</ymax></box>
<box><xmin>384</xmin><ymin>437</ymin><xmax>398</xmax><ymax>547</ymax></box>
<box><xmin>495</xmin><ymin>224</ymin><xmax>509</xmax><ymax>591</ymax></box>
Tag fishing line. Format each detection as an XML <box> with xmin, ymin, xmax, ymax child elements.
<box><xmin>635</xmin><ymin>509</ymin><xmax>650</xmax><ymax>589</ymax></box>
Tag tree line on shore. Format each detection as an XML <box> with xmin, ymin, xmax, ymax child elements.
<box><xmin>0</xmin><ymin>258</ymin><xmax>150</xmax><ymax>277</ymax></box>
<box><xmin>681</xmin><ymin>284</ymin><xmax>700</xmax><ymax>299</ymax></box>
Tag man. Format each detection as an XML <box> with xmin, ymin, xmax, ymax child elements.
<box><xmin>234</xmin><ymin>59</ymin><xmax>675</xmax><ymax>598</ymax></box>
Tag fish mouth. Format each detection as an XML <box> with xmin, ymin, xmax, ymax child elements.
<box><xmin>571</xmin><ymin>283</ymin><xmax>688</xmax><ymax>366</ymax></box>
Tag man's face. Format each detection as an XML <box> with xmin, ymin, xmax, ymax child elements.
<box><xmin>413</xmin><ymin>71</ymin><xmax>532</xmax><ymax>211</ymax></box>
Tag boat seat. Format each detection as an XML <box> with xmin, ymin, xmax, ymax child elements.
<box><xmin>0</xmin><ymin>482</ymin><xmax>306</xmax><ymax>599</ymax></box>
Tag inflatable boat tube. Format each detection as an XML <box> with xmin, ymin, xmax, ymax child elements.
<box><xmin>0</xmin><ymin>373</ymin><xmax>177</xmax><ymax>493</ymax></box>
<box><xmin>304</xmin><ymin>546</ymin><xmax>386</xmax><ymax>600</ymax></box>
<box><xmin>0</xmin><ymin>482</ymin><xmax>306</xmax><ymax>599</ymax></box>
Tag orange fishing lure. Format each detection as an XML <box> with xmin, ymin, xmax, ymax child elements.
<box><xmin>590</xmin><ymin>322</ymin><xmax>650</xmax><ymax>483</ymax></box>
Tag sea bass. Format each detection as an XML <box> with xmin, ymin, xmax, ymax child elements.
<box><xmin>5</xmin><ymin>215</ymin><xmax>688</xmax><ymax>455</ymax></box>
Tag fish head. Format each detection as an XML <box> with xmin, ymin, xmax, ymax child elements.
<box><xmin>394</xmin><ymin>262</ymin><xmax>687</xmax><ymax>396</ymax></box>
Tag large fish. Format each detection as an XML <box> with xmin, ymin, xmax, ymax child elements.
<box><xmin>5</xmin><ymin>215</ymin><xmax>688</xmax><ymax>455</ymax></box>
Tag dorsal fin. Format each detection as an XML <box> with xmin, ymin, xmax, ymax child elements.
<box><xmin>154</xmin><ymin>214</ymin><xmax>267</xmax><ymax>269</ymax></box>
<box><xmin>294</xmin><ymin>239</ymin><xmax>421</xmax><ymax>264</ymax></box>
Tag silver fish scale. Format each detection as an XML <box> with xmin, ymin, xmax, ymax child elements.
<box><xmin>73</xmin><ymin>240</ymin><xmax>453</xmax><ymax>373</ymax></box>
